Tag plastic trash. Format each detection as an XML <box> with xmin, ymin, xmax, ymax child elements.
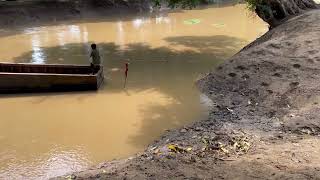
<box><xmin>167</xmin><ymin>144</ymin><xmax>188</xmax><ymax>153</ymax></box>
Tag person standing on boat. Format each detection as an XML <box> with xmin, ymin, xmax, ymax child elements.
<box><xmin>90</xmin><ymin>43</ymin><xmax>101</xmax><ymax>74</ymax></box>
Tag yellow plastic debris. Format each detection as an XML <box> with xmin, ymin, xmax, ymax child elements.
<box><xmin>167</xmin><ymin>144</ymin><xmax>189</xmax><ymax>153</ymax></box>
<box><xmin>201</xmin><ymin>138</ymin><xmax>208</xmax><ymax>145</ymax></box>
<box><xmin>65</xmin><ymin>175</ymin><xmax>73</xmax><ymax>180</ymax></box>
<box><xmin>220</xmin><ymin>147</ymin><xmax>229</xmax><ymax>154</ymax></box>
<box><xmin>168</xmin><ymin>144</ymin><xmax>178</xmax><ymax>152</ymax></box>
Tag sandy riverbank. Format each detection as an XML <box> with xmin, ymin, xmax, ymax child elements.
<box><xmin>51</xmin><ymin>8</ymin><xmax>320</xmax><ymax>179</ymax></box>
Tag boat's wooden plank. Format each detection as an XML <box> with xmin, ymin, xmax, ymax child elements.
<box><xmin>0</xmin><ymin>62</ymin><xmax>100</xmax><ymax>75</ymax></box>
<box><xmin>0</xmin><ymin>73</ymin><xmax>98</xmax><ymax>93</ymax></box>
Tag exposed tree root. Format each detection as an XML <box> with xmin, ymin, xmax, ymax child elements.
<box><xmin>255</xmin><ymin>0</ymin><xmax>318</xmax><ymax>27</ymax></box>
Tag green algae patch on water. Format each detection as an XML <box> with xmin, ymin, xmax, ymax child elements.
<box><xmin>211</xmin><ymin>23</ymin><xmax>226</xmax><ymax>28</ymax></box>
<box><xmin>183</xmin><ymin>19</ymin><xmax>201</xmax><ymax>25</ymax></box>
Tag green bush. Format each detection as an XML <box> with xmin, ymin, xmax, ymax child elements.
<box><xmin>243</xmin><ymin>0</ymin><xmax>262</xmax><ymax>11</ymax></box>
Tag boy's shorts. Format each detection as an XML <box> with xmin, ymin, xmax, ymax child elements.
<box><xmin>90</xmin><ymin>63</ymin><xmax>100</xmax><ymax>73</ymax></box>
<box><xmin>91</xmin><ymin>63</ymin><xmax>100</xmax><ymax>68</ymax></box>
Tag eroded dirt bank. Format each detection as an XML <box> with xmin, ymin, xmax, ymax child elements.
<box><xmin>0</xmin><ymin>0</ymin><xmax>151</xmax><ymax>28</ymax></box>
<box><xmin>55</xmin><ymin>9</ymin><xmax>320</xmax><ymax>180</ymax></box>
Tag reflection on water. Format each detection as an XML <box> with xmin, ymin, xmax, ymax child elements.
<box><xmin>31</xmin><ymin>34</ymin><xmax>46</xmax><ymax>64</ymax></box>
<box><xmin>155</xmin><ymin>16</ymin><xmax>171</xmax><ymax>24</ymax></box>
<box><xmin>0</xmin><ymin>4</ymin><xmax>267</xmax><ymax>179</ymax></box>
<box><xmin>0</xmin><ymin>147</ymin><xmax>90</xmax><ymax>179</ymax></box>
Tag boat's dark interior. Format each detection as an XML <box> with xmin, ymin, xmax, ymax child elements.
<box><xmin>0</xmin><ymin>63</ymin><xmax>100</xmax><ymax>75</ymax></box>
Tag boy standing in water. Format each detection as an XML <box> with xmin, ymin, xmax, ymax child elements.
<box><xmin>90</xmin><ymin>43</ymin><xmax>101</xmax><ymax>74</ymax></box>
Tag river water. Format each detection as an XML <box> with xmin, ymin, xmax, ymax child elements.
<box><xmin>0</xmin><ymin>4</ymin><xmax>267</xmax><ymax>179</ymax></box>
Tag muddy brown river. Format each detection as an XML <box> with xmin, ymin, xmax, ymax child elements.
<box><xmin>0</xmin><ymin>4</ymin><xmax>267</xmax><ymax>179</ymax></box>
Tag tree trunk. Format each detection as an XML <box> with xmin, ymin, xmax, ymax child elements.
<box><xmin>255</xmin><ymin>0</ymin><xmax>318</xmax><ymax>28</ymax></box>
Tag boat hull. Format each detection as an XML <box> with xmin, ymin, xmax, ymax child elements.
<box><xmin>0</xmin><ymin>63</ymin><xmax>104</xmax><ymax>93</ymax></box>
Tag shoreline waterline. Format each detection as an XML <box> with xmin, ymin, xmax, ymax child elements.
<box><xmin>0</xmin><ymin>4</ymin><xmax>267</xmax><ymax>179</ymax></box>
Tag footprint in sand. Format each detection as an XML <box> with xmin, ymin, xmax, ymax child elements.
<box><xmin>261</xmin><ymin>82</ymin><xmax>269</xmax><ymax>87</ymax></box>
<box><xmin>290</xmin><ymin>82</ymin><xmax>300</xmax><ymax>87</ymax></box>
<box><xmin>228</xmin><ymin>72</ymin><xmax>237</xmax><ymax>77</ymax></box>
<box><xmin>273</xmin><ymin>73</ymin><xmax>282</xmax><ymax>77</ymax></box>
<box><xmin>293</xmin><ymin>64</ymin><xmax>301</xmax><ymax>68</ymax></box>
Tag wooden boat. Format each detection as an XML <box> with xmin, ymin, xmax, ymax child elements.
<box><xmin>0</xmin><ymin>62</ymin><xmax>104</xmax><ymax>93</ymax></box>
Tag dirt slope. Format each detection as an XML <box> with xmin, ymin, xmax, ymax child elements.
<box><xmin>54</xmin><ymin>9</ymin><xmax>320</xmax><ymax>180</ymax></box>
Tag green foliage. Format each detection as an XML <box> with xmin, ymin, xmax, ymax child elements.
<box><xmin>243</xmin><ymin>0</ymin><xmax>261</xmax><ymax>11</ymax></box>
<box><xmin>153</xmin><ymin>0</ymin><xmax>221</xmax><ymax>8</ymax></box>
<box><xmin>153</xmin><ymin>0</ymin><xmax>201</xmax><ymax>8</ymax></box>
